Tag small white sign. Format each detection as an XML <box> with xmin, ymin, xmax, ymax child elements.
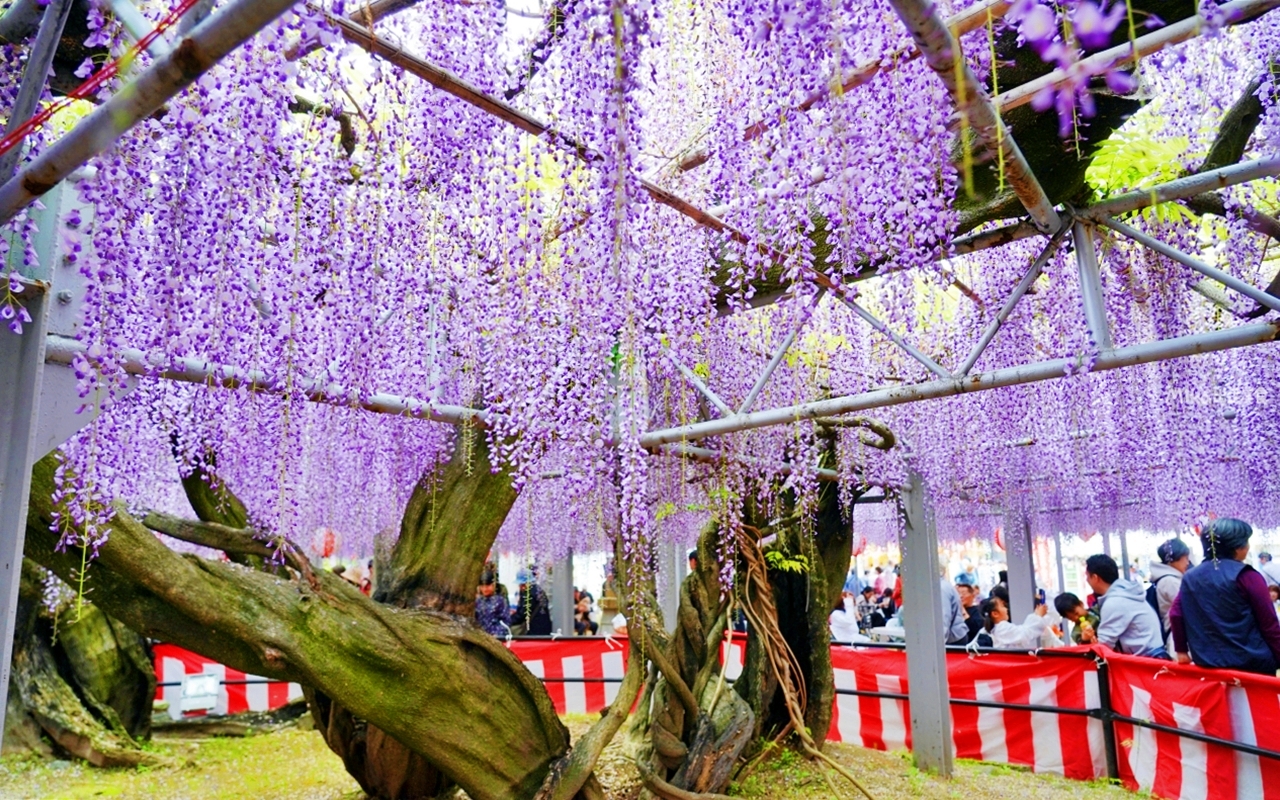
<box><xmin>180</xmin><ymin>672</ymin><xmax>220</xmax><ymax>712</ymax></box>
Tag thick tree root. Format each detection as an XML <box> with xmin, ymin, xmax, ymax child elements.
<box><xmin>534</xmin><ymin>639</ymin><xmax>646</xmax><ymax>800</ymax></box>
<box><xmin>636</xmin><ymin>759</ymin><xmax>735</xmax><ymax>800</ymax></box>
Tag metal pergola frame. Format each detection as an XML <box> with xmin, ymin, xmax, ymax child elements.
<box><xmin>2</xmin><ymin>0</ymin><xmax>1279</xmax><ymax>772</ymax></box>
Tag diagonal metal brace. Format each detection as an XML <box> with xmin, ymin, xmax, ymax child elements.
<box><xmin>738</xmin><ymin>288</ymin><xmax>825</xmax><ymax>415</ymax></box>
<box><xmin>1099</xmin><ymin>215</ymin><xmax>1280</xmax><ymax>315</ymax></box>
<box><xmin>834</xmin><ymin>292</ymin><xmax>952</xmax><ymax>379</ymax></box>
<box><xmin>956</xmin><ymin>230</ymin><xmax>1066</xmax><ymax>376</ymax></box>
<box><xmin>662</xmin><ymin>348</ymin><xmax>734</xmax><ymax>418</ymax></box>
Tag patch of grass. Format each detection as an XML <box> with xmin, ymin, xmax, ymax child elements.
<box><xmin>0</xmin><ymin>729</ymin><xmax>360</xmax><ymax>800</ymax></box>
<box><xmin>727</xmin><ymin>743</ymin><xmax>1135</xmax><ymax>800</ymax></box>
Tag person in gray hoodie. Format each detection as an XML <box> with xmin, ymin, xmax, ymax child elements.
<box><xmin>1086</xmin><ymin>554</ymin><xmax>1169</xmax><ymax>659</ymax></box>
<box><xmin>1148</xmin><ymin>538</ymin><xmax>1191</xmax><ymax>656</ymax></box>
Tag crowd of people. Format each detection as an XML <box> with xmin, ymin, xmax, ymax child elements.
<box><xmin>474</xmin><ymin>565</ymin><xmax>556</xmax><ymax>637</ymax></box>
<box><xmin>466</xmin><ymin>521</ymin><xmax>1280</xmax><ymax>679</ymax></box>
<box><xmin>827</xmin><ymin>518</ymin><xmax>1280</xmax><ymax>677</ymax></box>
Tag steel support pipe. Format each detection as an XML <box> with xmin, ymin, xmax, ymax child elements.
<box><xmin>888</xmin><ymin>0</ymin><xmax>1061</xmax><ymax>233</ymax></box>
<box><xmin>0</xmin><ymin>0</ymin><xmax>301</xmax><ymax>225</ymax></box>
<box><xmin>0</xmin><ymin>0</ymin><xmax>74</xmax><ymax>180</ymax></box>
<box><xmin>1080</xmin><ymin>157</ymin><xmax>1280</xmax><ymax>221</ymax></box>
<box><xmin>109</xmin><ymin>0</ymin><xmax>173</xmax><ymax>58</ymax></box>
<box><xmin>995</xmin><ymin>0</ymin><xmax>1280</xmax><ymax>113</ymax></box>
<box><xmin>1099</xmin><ymin>215</ymin><xmax>1280</xmax><ymax>315</ymax></box>
<box><xmin>653</xmin><ymin>442</ymin><xmax>840</xmax><ymax>482</ymax></box>
<box><xmin>663</xmin><ymin>350</ymin><xmax>734</xmax><ymax>418</ymax></box>
<box><xmin>640</xmin><ymin>322</ymin><xmax>1280</xmax><ymax>446</ymax></box>
<box><xmin>0</xmin><ymin>0</ymin><xmax>44</xmax><ymax>46</ymax></box>
<box><xmin>899</xmin><ymin>470</ymin><xmax>954</xmax><ymax>776</ymax></box>
<box><xmin>43</xmin><ymin>335</ymin><xmax>487</xmax><ymax>427</ymax></box>
<box><xmin>1074</xmin><ymin>221</ymin><xmax>1113</xmax><ymax>350</ymax></box>
<box><xmin>739</xmin><ymin>289</ymin><xmax>824</xmax><ymax>414</ymax></box>
<box><xmin>957</xmin><ymin>231</ymin><xmax>1065</xmax><ymax>376</ymax></box>
<box><xmin>837</xmin><ymin>294</ymin><xmax>951</xmax><ymax>379</ymax></box>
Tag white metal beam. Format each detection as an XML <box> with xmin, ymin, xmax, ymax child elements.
<box><xmin>0</xmin><ymin>0</ymin><xmax>302</xmax><ymax>224</ymax></box>
<box><xmin>1074</xmin><ymin>221</ymin><xmax>1113</xmax><ymax>350</ymax></box>
<box><xmin>1100</xmin><ymin>215</ymin><xmax>1280</xmax><ymax>314</ymax></box>
<box><xmin>640</xmin><ymin>322</ymin><xmax>1280</xmax><ymax>446</ymax></box>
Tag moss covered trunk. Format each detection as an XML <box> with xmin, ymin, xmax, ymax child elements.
<box><xmin>3</xmin><ymin>558</ymin><xmax>159</xmax><ymax>766</ymax></box>
<box><xmin>22</xmin><ymin>450</ymin><xmax>570</xmax><ymax>800</ymax></box>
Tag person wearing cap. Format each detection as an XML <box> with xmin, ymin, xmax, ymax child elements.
<box><xmin>1170</xmin><ymin>518</ymin><xmax>1280</xmax><ymax>675</ymax></box>
<box><xmin>1149</xmin><ymin>538</ymin><xmax>1191</xmax><ymax>656</ymax></box>
<box><xmin>510</xmin><ymin>567</ymin><xmax>553</xmax><ymax>636</ymax></box>
<box><xmin>475</xmin><ymin>570</ymin><xmax>510</xmax><ymax>637</ymax></box>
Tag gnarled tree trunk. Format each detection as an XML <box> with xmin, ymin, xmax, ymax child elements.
<box><xmin>4</xmin><ymin>558</ymin><xmax>159</xmax><ymax>766</ymax></box>
<box><xmin>23</xmin><ymin>448</ymin><xmax>571</xmax><ymax>800</ymax></box>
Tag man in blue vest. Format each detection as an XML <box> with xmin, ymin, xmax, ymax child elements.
<box><xmin>1170</xmin><ymin>518</ymin><xmax>1280</xmax><ymax>675</ymax></box>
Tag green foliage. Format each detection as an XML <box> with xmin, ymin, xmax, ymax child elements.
<box><xmin>763</xmin><ymin>550</ymin><xmax>810</xmax><ymax>574</ymax></box>
<box><xmin>1085</xmin><ymin>107</ymin><xmax>1195</xmax><ymax>225</ymax></box>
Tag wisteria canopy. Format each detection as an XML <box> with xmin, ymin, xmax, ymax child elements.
<box><xmin>5</xmin><ymin>0</ymin><xmax>1280</xmax><ymax>797</ymax></box>
<box><xmin>3</xmin><ymin>0</ymin><xmax>1279</xmax><ymax>563</ymax></box>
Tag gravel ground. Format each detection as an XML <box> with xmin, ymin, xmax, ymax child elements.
<box><xmin>0</xmin><ymin>717</ymin><xmax>1132</xmax><ymax>800</ymax></box>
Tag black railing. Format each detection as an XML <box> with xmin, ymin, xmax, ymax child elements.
<box><xmin>821</xmin><ymin>641</ymin><xmax>1280</xmax><ymax>777</ymax></box>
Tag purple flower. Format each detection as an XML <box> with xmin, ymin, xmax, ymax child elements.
<box><xmin>1104</xmin><ymin>69</ymin><xmax>1138</xmax><ymax>94</ymax></box>
<box><xmin>1072</xmin><ymin>1</ymin><xmax>1126</xmax><ymax>50</ymax></box>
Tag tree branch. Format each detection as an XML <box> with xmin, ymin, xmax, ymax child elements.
<box><xmin>1180</xmin><ymin>55</ymin><xmax>1280</xmax><ymax>316</ymax></box>
<box><xmin>503</xmin><ymin>1</ymin><xmax>576</xmax><ymax>102</ymax></box>
<box><xmin>813</xmin><ymin>417</ymin><xmax>897</xmax><ymax>451</ymax></box>
<box><xmin>534</xmin><ymin>637</ymin><xmax>646</xmax><ymax>800</ymax></box>
<box><xmin>138</xmin><ymin>509</ymin><xmax>320</xmax><ymax>588</ymax></box>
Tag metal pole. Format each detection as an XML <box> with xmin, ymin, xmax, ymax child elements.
<box><xmin>957</xmin><ymin>231</ymin><xmax>1065</xmax><ymax>376</ymax></box>
<box><xmin>659</xmin><ymin>542</ymin><xmax>682</xmax><ymax>634</ymax></box>
<box><xmin>1054</xmin><ymin>529</ymin><xmax>1066</xmax><ymax>596</ymax></box>
<box><xmin>835</xmin><ymin>294</ymin><xmax>951</xmax><ymax>379</ymax></box>
<box><xmin>44</xmin><ymin>334</ymin><xmax>486</xmax><ymax>427</ymax></box>
<box><xmin>551</xmin><ymin>553</ymin><xmax>574</xmax><ymax>636</ymax></box>
<box><xmin>899</xmin><ymin>469</ymin><xmax>953</xmax><ymax>776</ymax></box>
<box><xmin>1082</xmin><ymin>157</ymin><xmax>1280</xmax><ymax>221</ymax></box>
<box><xmin>887</xmin><ymin>0</ymin><xmax>1061</xmax><ymax>233</ymax></box>
<box><xmin>995</xmin><ymin>0</ymin><xmax>1279</xmax><ymax>114</ymax></box>
<box><xmin>663</xmin><ymin>349</ymin><xmax>734</xmax><ymax>418</ymax></box>
<box><xmin>109</xmin><ymin>0</ymin><xmax>172</xmax><ymax>58</ymax></box>
<box><xmin>1100</xmin><ymin>215</ymin><xmax>1280</xmax><ymax>314</ymax></box>
<box><xmin>0</xmin><ymin>196</ymin><xmax>60</xmax><ymax>743</ymax></box>
<box><xmin>0</xmin><ymin>0</ymin><xmax>74</xmax><ymax>180</ymax></box>
<box><xmin>0</xmin><ymin>0</ymin><xmax>45</xmax><ymax>46</ymax></box>
<box><xmin>1119</xmin><ymin>530</ymin><xmax>1131</xmax><ymax>581</ymax></box>
<box><xmin>1005</xmin><ymin>510</ymin><xmax>1037</xmax><ymax>621</ymax></box>
<box><xmin>1094</xmin><ymin>657</ymin><xmax>1122</xmax><ymax>780</ymax></box>
<box><xmin>640</xmin><ymin>322</ymin><xmax>1280</xmax><ymax>446</ymax></box>
<box><xmin>1074</xmin><ymin>221</ymin><xmax>1113</xmax><ymax>350</ymax></box>
<box><xmin>738</xmin><ymin>289</ymin><xmax>824</xmax><ymax>414</ymax></box>
<box><xmin>0</xmin><ymin>0</ymin><xmax>302</xmax><ymax>224</ymax></box>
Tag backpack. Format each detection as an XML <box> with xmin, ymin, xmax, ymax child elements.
<box><xmin>1146</xmin><ymin>575</ymin><xmax>1171</xmax><ymax>641</ymax></box>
